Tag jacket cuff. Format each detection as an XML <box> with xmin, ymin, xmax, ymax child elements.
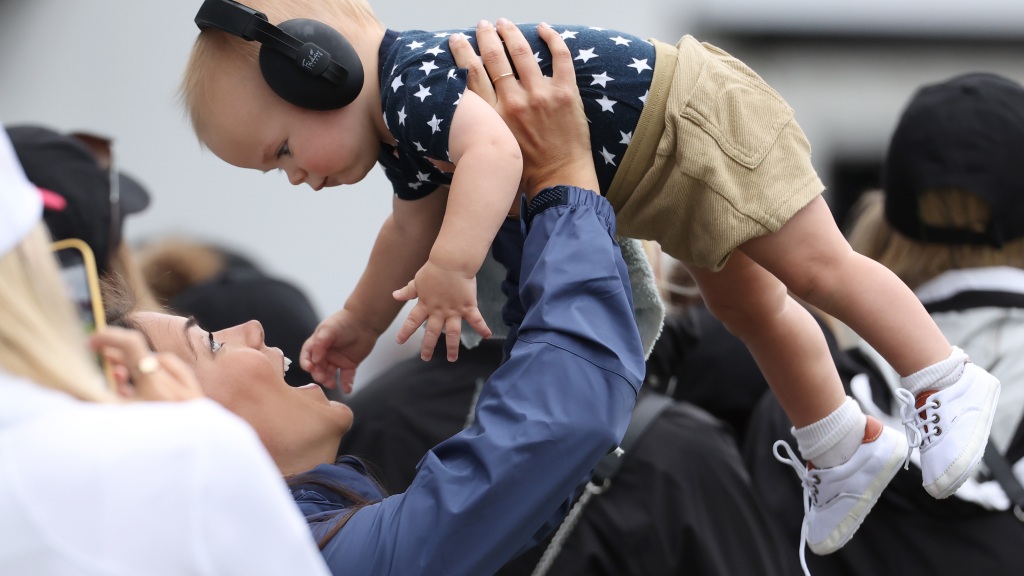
<box><xmin>522</xmin><ymin>185</ymin><xmax>615</xmax><ymax>236</ymax></box>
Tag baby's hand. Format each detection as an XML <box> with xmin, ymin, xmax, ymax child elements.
<box><xmin>393</xmin><ymin>260</ymin><xmax>491</xmax><ymax>362</ymax></box>
<box><xmin>299</xmin><ymin>310</ymin><xmax>379</xmax><ymax>393</ymax></box>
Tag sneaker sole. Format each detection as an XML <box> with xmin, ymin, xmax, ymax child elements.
<box><xmin>924</xmin><ymin>376</ymin><xmax>1001</xmax><ymax>499</ymax></box>
<box><xmin>810</xmin><ymin>433</ymin><xmax>906</xmax><ymax>555</ymax></box>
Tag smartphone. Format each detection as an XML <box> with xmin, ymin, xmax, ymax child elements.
<box><xmin>51</xmin><ymin>238</ymin><xmax>115</xmax><ymax>389</ymax></box>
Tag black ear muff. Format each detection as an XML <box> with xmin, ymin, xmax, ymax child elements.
<box><xmin>260</xmin><ymin>19</ymin><xmax>364</xmax><ymax>110</ymax></box>
<box><xmin>195</xmin><ymin>0</ymin><xmax>364</xmax><ymax>111</ymax></box>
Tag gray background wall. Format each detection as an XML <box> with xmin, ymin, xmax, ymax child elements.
<box><xmin>2</xmin><ymin>0</ymin><xmax>1021</xmax><ymax>387</ymax></box>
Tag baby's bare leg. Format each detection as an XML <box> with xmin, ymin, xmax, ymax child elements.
<box><xmin>685</xmin><ymin>253</ymin><xmax>846</xmax><ymax>427</ymax></box>
<box><xmin>744</xmin><ymin>196</ymin><xmax>999</xmax><ymax>502</ymax></box>
<box><xmin>740</xmin><ymin>196</ymin><xmax>950</xmax><ymax>376</ymax></box>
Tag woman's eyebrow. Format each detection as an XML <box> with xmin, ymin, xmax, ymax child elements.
<box><xmin>182</xmin><ymin>316</ymin><xmax>199</xmax><ymax>361</ymax></box>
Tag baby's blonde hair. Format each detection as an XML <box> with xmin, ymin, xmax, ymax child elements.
<box><xmin>847</xmin><ymin>189</ymin><xmax>1024</xmax><ymax>289</ymax></box>
<box><xmin>0</xmin><ymin>224</ymin><xmax>112</xmax><ymax>401</ymax></box>
<box><xmin>180</xmin><ymin>0</ymin><xmax>380</xmax><ymax>140</ymax></box>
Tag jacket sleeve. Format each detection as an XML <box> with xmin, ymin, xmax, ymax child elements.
<box><xmin>321</xmin><ymin>186</ymin><xmax>645</xmax><ymax>575</ymax></box>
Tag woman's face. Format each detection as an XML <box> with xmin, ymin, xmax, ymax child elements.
<box><xmin>134</xmin><ymin>312</ymin><xmax>352</xmax><ymax>475</ymax></box>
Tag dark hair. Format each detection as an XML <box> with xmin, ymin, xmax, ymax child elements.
<box><xmin>285</xmin><ymin>460</ymin><xmax>388</xmax><ymax>548</ymax></box>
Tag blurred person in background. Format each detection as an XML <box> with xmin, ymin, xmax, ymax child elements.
<box><xmin>6</xmin><ymin>124</ymin><xmax>159</xmax><ymax>310</ymax></box>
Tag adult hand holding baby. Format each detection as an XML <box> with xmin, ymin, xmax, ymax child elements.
<box><xmin>450</xmin><ymin>19</ymin><xmax>599</xmax><ymax>197</ymax></box>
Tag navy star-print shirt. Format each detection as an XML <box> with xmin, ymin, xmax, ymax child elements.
<box><xmin>378</xmin><ymin>25</ymin><xmax>655</xmax><ymax>200</ymax></box>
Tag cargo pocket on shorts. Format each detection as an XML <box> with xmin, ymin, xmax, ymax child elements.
<box><xmin>680</xmin><ymin>44</ymin><xmax>793</xmax><ymax>169</ymax></box>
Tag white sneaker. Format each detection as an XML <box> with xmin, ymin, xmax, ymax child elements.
<box><xmin>898</xmin><ymin>362</ymin><xmax>1001</xmax><ymax>499</ymax></box>
<box><xmin>775</xmin><ymin>417</ymin><xmax>906</xmax><ymax>574</ymax></box>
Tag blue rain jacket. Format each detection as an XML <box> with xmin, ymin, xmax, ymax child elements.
<box><xmin>292</xmin><ymin>187</ymin><xmax>644</xmax><ymax>575</ymax></box>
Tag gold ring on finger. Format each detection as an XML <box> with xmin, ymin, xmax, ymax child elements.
<box><xmin>491</xmin><ymin>72</ymin><xmax>515</xmax><ymax>83</ymax></box>
<box><xmin>136</xmin><ymin>355</ymin><xmax>161</xmax><ymax>377</ymax></box>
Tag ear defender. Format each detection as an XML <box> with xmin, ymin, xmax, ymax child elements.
<box><xmin>194</xmin><ymin>0</ymin><xmax>364</xmax><ymax>111</ymax></box>
<box><xmin>260</xmin><ymin>19</ymin><xmax>364</xmax><ymax>110</ymax></box>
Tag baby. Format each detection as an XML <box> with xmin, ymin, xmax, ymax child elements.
<box><xmin>182</xmin><ymin>1</ymin><xmax>1000</xmax><ymax>568</ymax></box>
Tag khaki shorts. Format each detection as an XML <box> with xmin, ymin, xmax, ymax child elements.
<box><xmin>607</xmin><ymin>36</ymin><xmax>824</xmax><ymax>271</ymax></box>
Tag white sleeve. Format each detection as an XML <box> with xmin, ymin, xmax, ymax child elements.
<box><xmin>187</xmin><ymin>403</ymin><xmax>330</xmax><ymax>576</ymax></box>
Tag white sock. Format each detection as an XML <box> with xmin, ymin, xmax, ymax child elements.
<box><xmin>900</xmin><ymin>346</ymin><xmax>968</xmax><ymax>396</ymax></box>
<box><xmin>792</xmin><ymin>397</ymin><xmax>867</xmax><ymax>469</ymax></box>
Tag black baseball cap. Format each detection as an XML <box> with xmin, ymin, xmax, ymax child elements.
<box><xmin>5</xmin><ymin>124</ymin><xmax>151</xmax><ymax>273</ymax></box>
<box><xmin>883</xmin><ymin>72</ymin><xmax>1024</xmax><ymax>247</ymax></box>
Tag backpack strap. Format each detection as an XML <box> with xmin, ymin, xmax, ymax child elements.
<box><xmin>530</xmin><ymin>392</ymin><xmax>675</xmax><ymax>576</ymax></box>
<box><xmin>593</xmin><ymin>392</ymin><xmax>674</xmax><ymax>483</ymax></box>
<box><xmin>984</xmin><ymin>424</ymin><xmax>1024</xmax><ymax>523</ymax></box>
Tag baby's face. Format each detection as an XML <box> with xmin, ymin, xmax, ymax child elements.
<box><xmin>199</xmin><ymin>64</ymin><xmax>385</xmax><ymax>190</ymax></box>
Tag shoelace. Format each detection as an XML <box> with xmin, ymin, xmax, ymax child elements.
<box><xmin>895</xmin><ymin>388</ymin><xmax>941</xmax><ymax>469</ymax></box>
<box><xmin>774</xmin><ymin>440</ymin><xmax>816</xmax><ymax>576</ymax></box>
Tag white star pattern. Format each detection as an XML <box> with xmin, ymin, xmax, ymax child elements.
<box><xmin>427</xmin><ymin>115</ymin><xmax>443</xmax><ymax>134</ymax></box>
<box><xmin>599</xmin><ymin>147</ymin><xmax>617</xmax><ymax>166</ymax></box>
<box><xmin>591</xmin><ymin>71</ymin><xmax>613</xmax><ymax>87</ymax></box>
<box><xmin>381</xmin><ymin>27</ymin><xmax>653</xmax><ymax>199</ymax></box>
<box><xmin>627</xmin><ymin>58</ymin><xmax>652</xmax><ymax>73</ymax></box>
<box><xmin>414</xmin><ymin>84</ymin><xmax>432</xmax><ymax>101</ymax></box>
<box><xmin>639</xmin><ymin>90</ymin><xmax>648</xmax><ymax>104</ymax></box>
<box><xmin>595</xmin><ymin>95</ymin><xmax>617</xmax><ymax>112</ymax></box>
<box><xmin>575</xmin><ymin>48</ymin><xmax>598</xmax><ymax>63</ymax></box>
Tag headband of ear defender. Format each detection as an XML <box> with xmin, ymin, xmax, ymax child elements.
<box><xmin>194</xmin><ymin>0</ymin><xmax>364</xmax><ymax>110</ymax></box>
